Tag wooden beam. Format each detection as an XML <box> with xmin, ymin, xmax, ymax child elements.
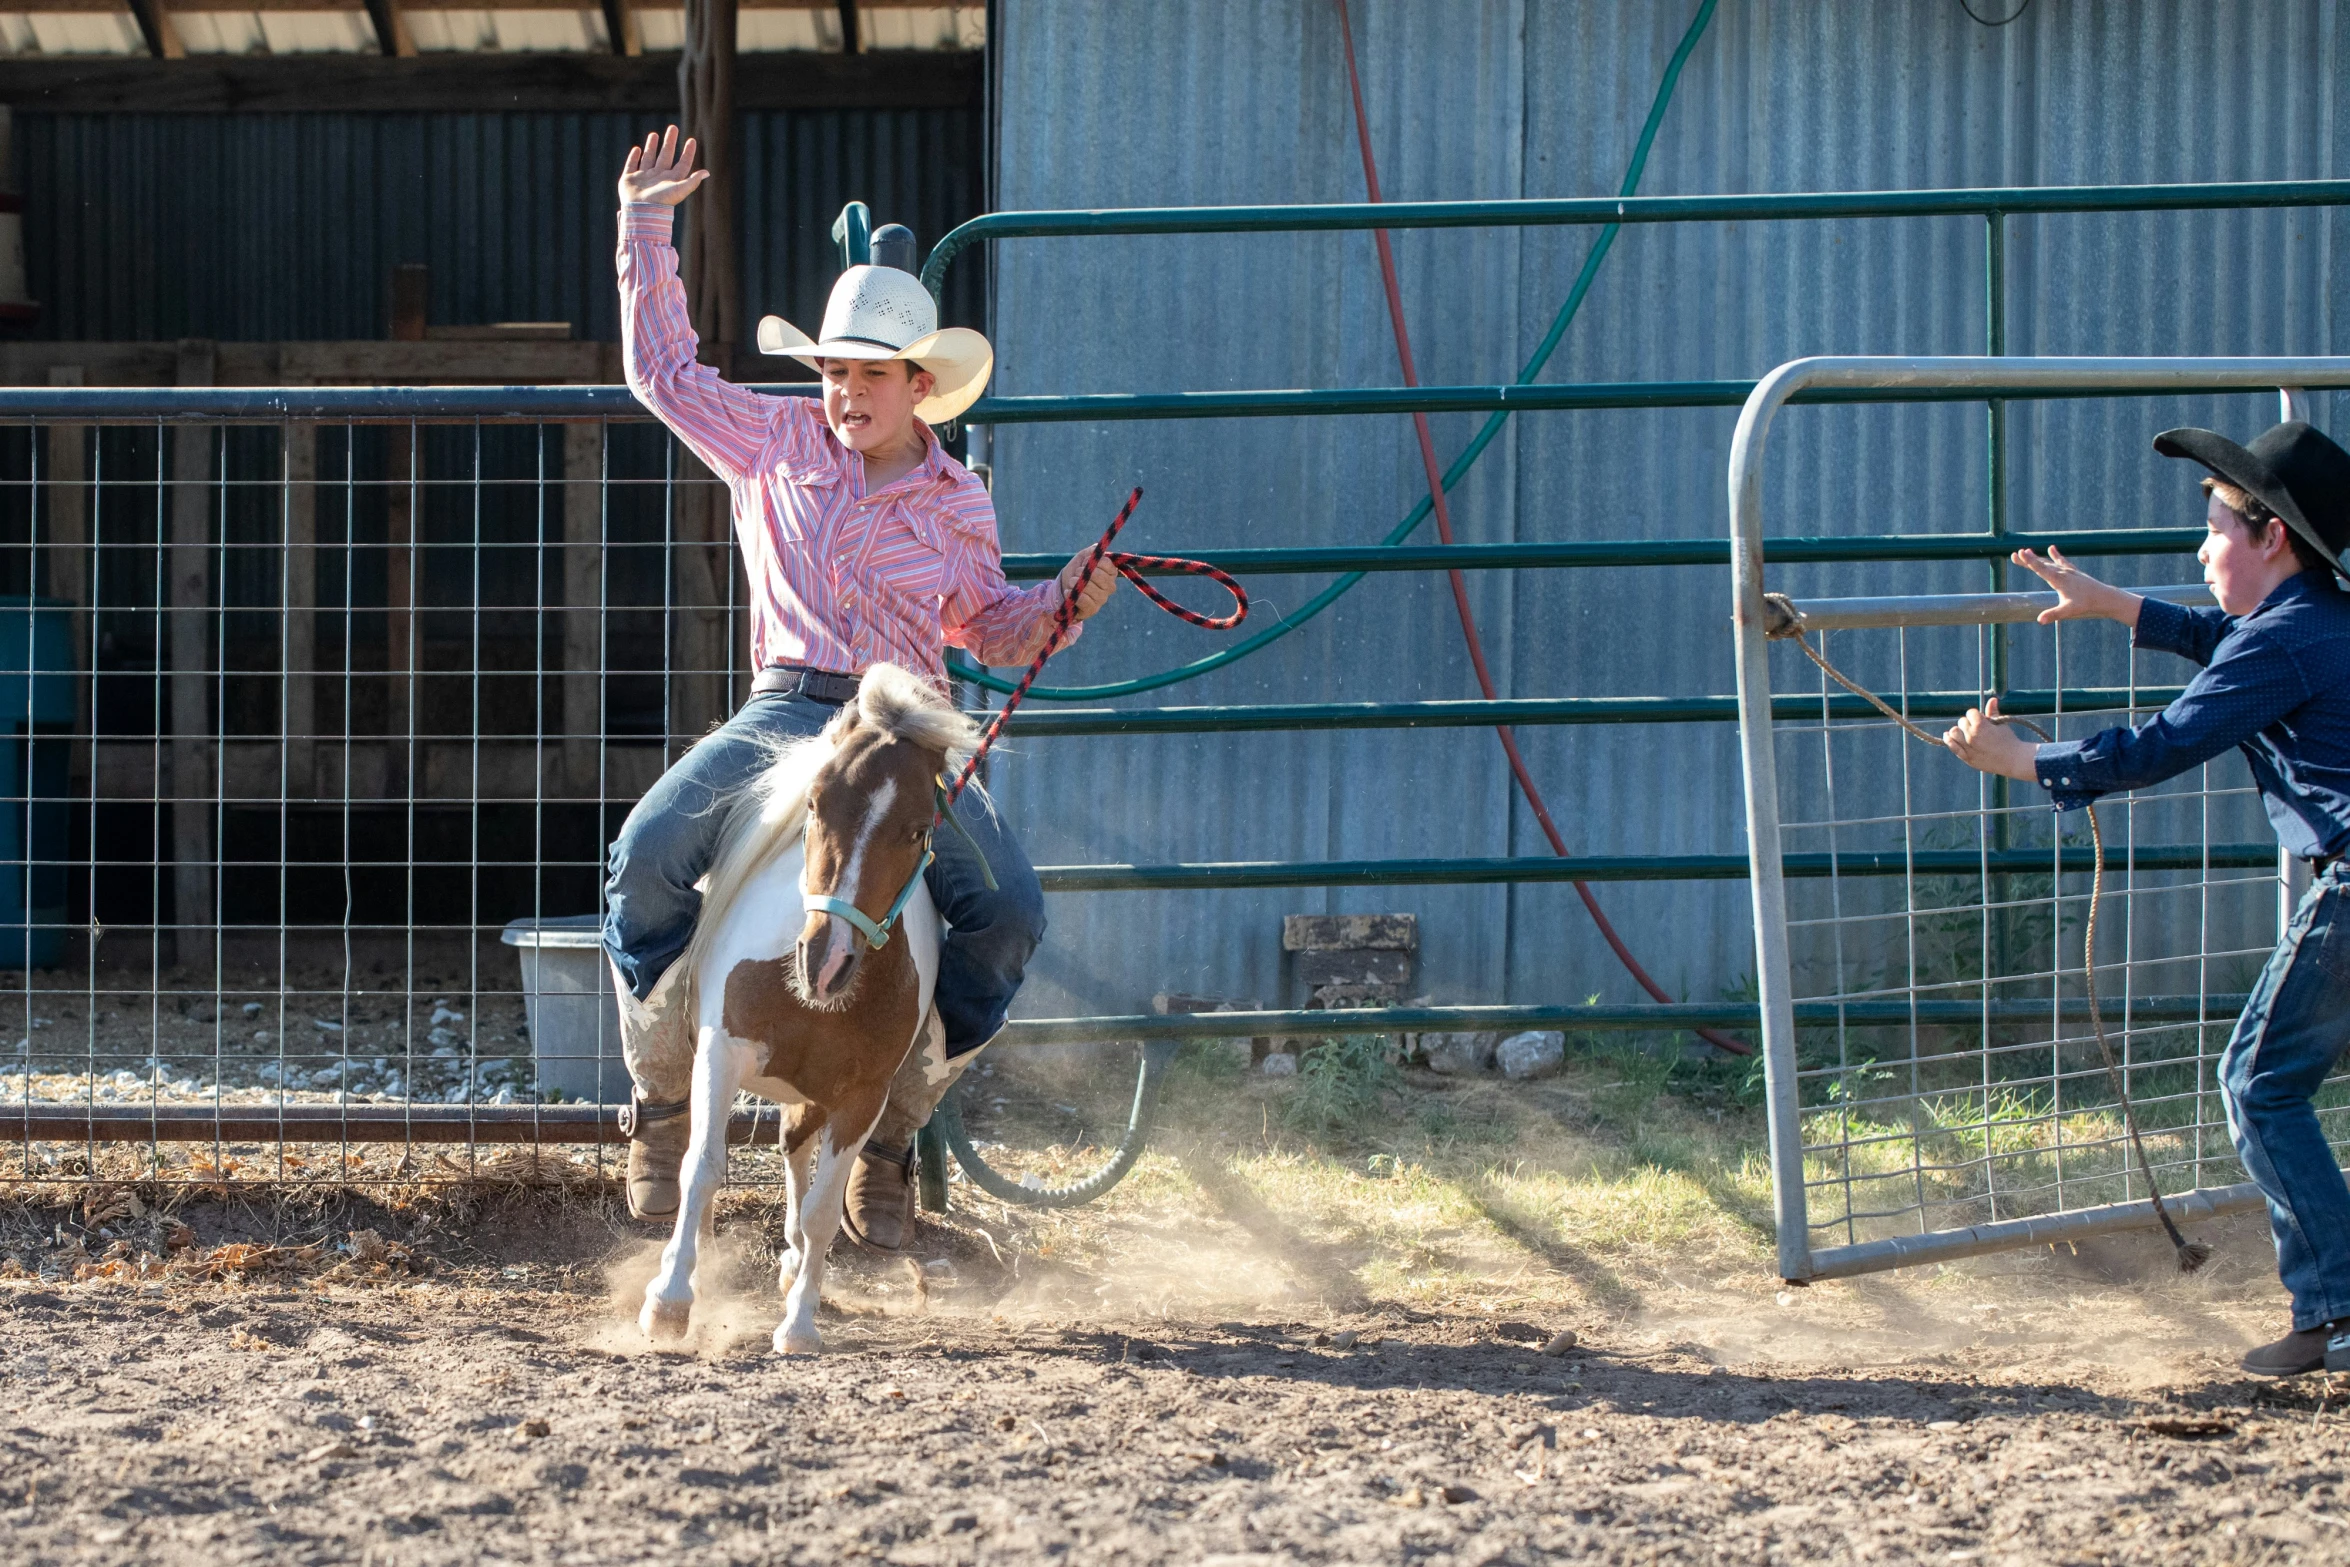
<box><xmin>599</xmin><ymin>0</ymin><xmax>637</xmax><ymax>55</ymax></box>
<box><xmin>0</xmin><ymin>49</ymin><xmax>979</xmax><ymax>112</ymax></box>
<box><xmin>124</xmin><ymin>0</ymin><xmax>182</xmax><ymax>57</ymax></box>
<box><xmin>0</xmin><ymin>338</ymin><xmax>619</xmax><ymax>388</ymax></box>
<box><xmin>168</xmin><ymin>338</ymin><xmax>215</xmax><ymax>974</ymax></box>
<box><xmin>362</xmin><ymin>0</ymin><xmax>411</xmax><ymax>55</ymax></box>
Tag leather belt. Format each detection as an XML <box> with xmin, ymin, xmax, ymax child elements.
<box><xmin>752</xmin><ymin>665</ymin><xmax>862</xmax><ymax>705</ymax></box>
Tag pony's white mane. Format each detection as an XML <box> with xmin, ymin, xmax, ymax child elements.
<box><xmin>676</xmin><ymin>665</ymin><xmax>983</xmax><ymax>1014</ymax></box>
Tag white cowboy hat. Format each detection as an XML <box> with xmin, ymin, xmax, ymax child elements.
<box><xmin>756</xmin><ymin>264</ymin><xmax>994</xmax><ymax>425</ymax></box>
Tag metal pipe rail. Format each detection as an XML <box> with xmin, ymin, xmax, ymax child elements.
<box><xmin>919</xmin><ymin>178</ymin><xmax>2350</xmax><ymax>294</ymax></box>
<box><xmin>4</xmin><ymin>374</ymin><xmax>2329</xmax><ymax>428</ymax></box>
<box><xmin>998</xmin><ymin>528</ymin><xmax>2205</xmax><ymax>579</ymax></box>
<box><xmin>988</xmin><ymin>687</ymin><xmax>2192</xmax><ymax>736</ymax></box>
<box><xmin>1035</xmin><ymin>845</ymin><xmax>2277</xmax><ymax>892</ymax></box>
<box><xmin>1726</xmin><ymin>355</ymin><xmax>2350</xmax><ymax>1287</ymax></box>
<box><xmin>19</xmin><ymin>993</ymin><xmax>2252</xmax><ymax>1146</ymax></box>
<box><xmin>1777</xmin><ymin>584</ymin><xmax>2215</xmax><ymax>632</ymax></box>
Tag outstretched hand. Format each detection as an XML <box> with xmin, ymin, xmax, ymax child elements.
<box><xmin>2012</xmin><ymin>545</ymin><xmax>2143</xmax><ymax>628</ymax></box>
<box><xmin>620</xmin><ymin>125</ymin><xmax>710</xmax><ymax>208</ymax></box>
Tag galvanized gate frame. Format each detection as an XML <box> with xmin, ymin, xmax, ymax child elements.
<box><xmin>1728</xmin><ymin>355</ymin><xmax>2350</xmax><ymax>1283</ymax></box>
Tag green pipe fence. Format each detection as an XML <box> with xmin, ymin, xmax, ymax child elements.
<box><xmin>992</xmin><ymin>688</ymin><xmax>2189</xmax><ymax>737</ymax></box>
<box><xmin>919</xmin><ymin>179</ymin><xmax>2350</xmax><ymax>295</ymax></box>
<box><xmin>1034</xmin><ymin>846</ymin><xmax>2279</xmax><ymax>893</ymax></box>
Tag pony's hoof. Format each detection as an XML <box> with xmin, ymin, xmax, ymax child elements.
<box><xmin>772</xmin><ymin>1321</ymin><xmax>824</xmax><ymax>1356</ymax></box>
<box><xmin>776</xmin><ymin>1248</ymin><xmax>802</xmax><ymax>1291</ymax></box>
<box><xmin>640</xmin><ymin>1295</ymin><xmax>692</xmax><ymax>1342</ymax></box>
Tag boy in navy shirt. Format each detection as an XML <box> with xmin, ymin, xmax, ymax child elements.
<box><xmin>1945</xmin><ymin>420</ymin><xmax>2350</xmax><ymax>1376</ymax></box>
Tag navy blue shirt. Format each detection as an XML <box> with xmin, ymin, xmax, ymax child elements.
<box><xmin>2036</xmin><ymin>572</ymin><xmax>2350</xmax><ymax>858</ymax></box>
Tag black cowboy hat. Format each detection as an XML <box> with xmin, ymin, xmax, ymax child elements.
<box><xmin>2153</xmin><ymin>420</ymin><xmax>2350</xmax><ymax>581</ymax></box>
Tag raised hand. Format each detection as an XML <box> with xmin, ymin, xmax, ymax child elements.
<box><xmin>2013</xmin><ymin>545</ymin><xmax>2142</xmax><ymax>628</ymax></box>
<box><xmin>620</xmin><ymin>125</ymin><xmax>711</xmax><ymax>208</ymax></box>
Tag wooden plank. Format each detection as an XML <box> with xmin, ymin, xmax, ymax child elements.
<box><xmin>278</xmin><ymin>340</ymin><xmax>612</xmax><ymax>384</ymax></box>
<box><xmin>0</xmin><ymin>341</ymin><xmax>620</xmax><ymax>389</ymax></box>
<box><xmin>388</xmin><ymin>261</ymin><xmax>429</xmax><ymax>342</ymax></box>
<box><xmin>281</xmin><ymin>411</ymin><xmax>318</xmax><ymax>797</ymax></box>
<box><xmin>0</xmin><ymin>344</ymin><xmax>174</xmax><ymax>386</ymax></box>
<box><xmin>562</xmin><ymin>422</ymin><xmax>604</xmax><ymax>796</ymax></box>
<box><xmin>40</xmin><ymin>366</ymin><xmax>91</xmax><ymax>809</ymax></box>
<box><xmin>169</xmin><ymin>339</ymin><xmax>216</xmax><ymax>973</ymax></box>
<box><xmin>0</xmin><ymin>49</ymin><xmax>980</xmax><ymax>113</ymax></box>
<box><xmin>102</xmin><ymin>736</ymin><xmax>669</xmax><ymax>804</ymax></box>
<box><xmin>384</xmin><ymin>424</ymin><xmax>413</xmax><ymax>794</ymax></box>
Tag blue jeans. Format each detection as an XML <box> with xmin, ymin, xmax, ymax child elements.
<box><xmin>602</xmin><ymin>689</ymin><xmax>1045</xmax><ymax>1060</ymax></box>
<box><xmin>2224</xmin><ymin>863</ymin><xmax>2350</xmax><ymax>1331</ymax></box>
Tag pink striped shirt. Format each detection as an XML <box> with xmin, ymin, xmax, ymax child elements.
<box><xmin>617</xmin><ymin>202</ymin><xmax>1073</xmax><ymax>680</ymax></box>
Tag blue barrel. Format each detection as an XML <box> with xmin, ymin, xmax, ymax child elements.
<box><xmin>0</xmin><ymin>597</ymin><xmax>72</xmax><ymax>969</ymax></box>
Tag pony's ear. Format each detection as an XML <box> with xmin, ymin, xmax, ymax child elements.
<box><xmin>819</xmin><ymin>702</ymin><xmax>863</xmax><ymax>747</ymax></box>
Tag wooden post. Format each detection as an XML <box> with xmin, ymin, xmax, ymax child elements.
<box><xmin>169</xmin><ymin>340</ymin><xmax>216</xmax><ymax>973</ymax></box>
<box><xmin>678</xmin><ymin>0</ymin><xmax>739</xmax><ymax>362</ymax></box>
<box><xmin>282</xmin><ymin>405</ymin><xmax>317</xmax><ymax>796</ymax></box>
<box><xmin>562</xmin><ymin>422</ymin><xmax>603</xmax><ymax>795</ymax></box>
<box><xmin>41</xmin><ymin>366</ymin><xmax>87</xmax><ymax>741</ymax></box>
<box><xmin>385</xmin><ymin>265</ymin><xmax>427</xmax><ymax>791</ymax></box>
<box><xmin>677</xmin><ymin>0</ymin><xmax>741</xmax><ymax>744</ymax></box>
<box><xmin>600</xmin><ymin>0</ymin><xmax>639</xmax><ymax>55</ymax></box>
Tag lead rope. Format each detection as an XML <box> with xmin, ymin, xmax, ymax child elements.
<box><xmin>1762</xmin><ymin>592</ymin><xmax>2210</xmax><ymax>1273</ymax></box>
<box><xmin>942</xmin><ymin>487</ymin><xmax>1248</xmax><ymax>811</ymax></box>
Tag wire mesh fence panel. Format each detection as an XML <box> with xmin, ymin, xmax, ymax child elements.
<box><xmin>0</xmin><ymin>396</ymin><xmax>1303</xmax><ymax>1204</ymax></box>
<box><xmin>0</xmin><ymin>408</ymin><xmax>786</xmax><ymax>1189</ymax></box>
<box><xmin>1762</xmin><ymin>610</ymin><xmax>2327</xmax><ymax>1275</ymax></box>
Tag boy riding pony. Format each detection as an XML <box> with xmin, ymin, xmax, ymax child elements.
<box><xmin>605</xmin><ymin>126</ymin><xmax>1118</xmax><ymax>1248</ymax></box>
<box><xmin>1945</xmin><ymin>418</ymin><xmax>2350</xmax><ymax>1377</ymax></box>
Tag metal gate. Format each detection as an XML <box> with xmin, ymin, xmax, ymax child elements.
<box><xmin>1730</xmin><ymin>356</ymin><xmax>2350</xmax><ymax>1281</ymax></box>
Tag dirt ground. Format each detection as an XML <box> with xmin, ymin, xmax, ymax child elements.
<box><xmin>3</xmin><ymin>1166</ymin><xmax>2349</xmax><ymax>1567</ymax></box>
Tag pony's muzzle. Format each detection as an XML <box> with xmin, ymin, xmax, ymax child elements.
<box><xmin>797</xmin><ymin>911</ymin><xmax>862</xmax><ymax>1005</ymax></box>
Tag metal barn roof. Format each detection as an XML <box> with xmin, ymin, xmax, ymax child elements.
<box><xmin>0</xmin><ymin>0</ymin><xmax>982</xmax><ymax>57</ymax></box>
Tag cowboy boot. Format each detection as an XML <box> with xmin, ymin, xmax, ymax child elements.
<box><xmin>845</xmin><ymin>1010</ymin><xmax>978</xmax><ymax>1252</ymax></box>
<box><xmin>612</xmin><ymin>960</ymin><xmax>697</xmax><ymax>1222</ymax></box>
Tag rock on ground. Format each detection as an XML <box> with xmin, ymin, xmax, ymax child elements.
<box><xmin>1497</xmin><ymin>1030</ymin><xmax>1566</xmax><ymax>1080</ymax></box>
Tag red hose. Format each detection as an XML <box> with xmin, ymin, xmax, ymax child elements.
<box><xmin>1331</xmin><ymin>0</ymin><xmax>1749</xmax><ymax>1056</ymax></box>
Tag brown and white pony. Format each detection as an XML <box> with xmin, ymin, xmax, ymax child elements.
<box><xmin>638</xmin><ymin>664</ymin><xmax>977</xmax><ymax>1354</ymax></box>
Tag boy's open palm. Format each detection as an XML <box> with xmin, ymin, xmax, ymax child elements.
<box><xmin>2013</xmin><ymin>545</ymin><xmax>2136</xmax><ymax>625</ymax></box>
<box><xmin>620</xmin><ymin>125</ymin><xmax>709</xmax><ymax>208</ymax></box>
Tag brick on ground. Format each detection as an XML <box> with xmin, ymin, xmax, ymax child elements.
<box><xmin>1281</xmin><ymin>914</ymin><xmax>1417</xmax><ymax>953</ymax></box>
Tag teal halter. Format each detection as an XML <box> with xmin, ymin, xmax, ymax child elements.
<box><xmin>801</xmin><ymin>780</ymin><xmax>995</xmax><ymax>953</ymax></box>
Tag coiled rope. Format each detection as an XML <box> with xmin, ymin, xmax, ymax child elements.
<box><xmin>945</xmin><ymin>487</ymin><xmax>1246</xmax><ymax>808</ymax></box>
<box><xmin>1761</xmin><ymin>592</ymin><xmax>2210</xmax><ymax>1273</ymax></box>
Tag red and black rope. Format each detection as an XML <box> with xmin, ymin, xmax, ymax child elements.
<box><xmin>945</xmin><ymin>488</ymin><xmax>1246</xmax><ymax>808</ymax></box>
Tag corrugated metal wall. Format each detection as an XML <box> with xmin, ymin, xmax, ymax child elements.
<box><xmin>14</xmin><ymin>106</ymin><xmax>986</xmax><ymax>342</ymax></box>
<box><xmin>984</xmin><ymin>0</ymin><xmax>2348</xmax><ymax>1021</ymax></box>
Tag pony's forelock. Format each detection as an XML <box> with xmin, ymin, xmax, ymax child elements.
<box><xmin>852</xmin><ymin>663</ymin><xmax>982</xmax><ymax>773</ymax></box>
